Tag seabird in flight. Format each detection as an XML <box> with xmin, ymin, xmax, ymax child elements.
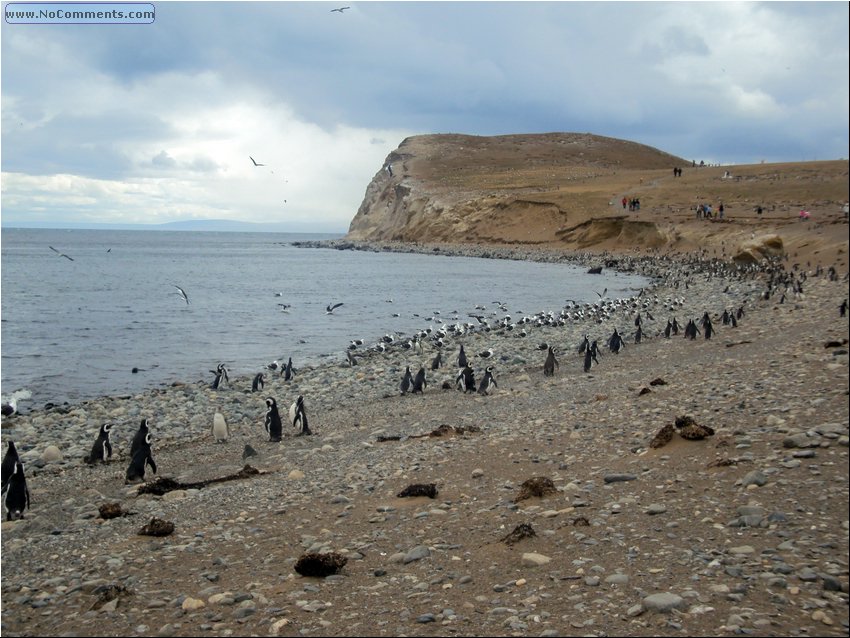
<box><xmin>173</xmin><ymin>285</ymin><xmax>190</xmax><ymax>305</ymax></box>
<box><xmin>326</xmin><ymin>302</ymin><xmax>344</xmax><ymax>314</ymax></box>
<box><xmin>49</xmin><ymin>246</ymin><xmax>74</xmax><ymax>261</ymax></box>
<box><xmin>249</xmin><ymin>156</ymin><xmax>266</xmax><ymax>167</ymax></box>
<box><xmin>330</xmin><ymin>6</ymin><xmax>350</xmax><ymax>12</ymax></box>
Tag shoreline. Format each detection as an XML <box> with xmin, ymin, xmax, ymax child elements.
<box><xmin>1</xmin><ymin>240</ymin><xmax>848</xmax><ymax>637</ymax></box>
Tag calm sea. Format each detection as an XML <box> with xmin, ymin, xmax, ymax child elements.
<box><xmin>1</xmin><ymin>228</ymin><xmax>647</xmax><ymax>408</ymax></box>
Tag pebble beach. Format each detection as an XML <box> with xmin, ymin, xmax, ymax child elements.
<box><xmin>1</xmin><ymin>243</ymin><xmax>848</xmax><ymax>637</ymax></box>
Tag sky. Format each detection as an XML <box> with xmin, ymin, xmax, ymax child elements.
<box><xmin>1</xmin><ymin>1</ymin><xmax>848</xmax><ymax>233</ymax></box>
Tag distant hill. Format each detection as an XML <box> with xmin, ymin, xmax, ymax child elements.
<box><xmin>346</xmin><ymin>132</ymin><xmax>848</xmax><ymax>267</ymax></box>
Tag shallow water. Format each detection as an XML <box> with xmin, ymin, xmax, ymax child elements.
<box><xmin>1</xmin><ymin>228</ymin><xmax>648</xmax><ymax>407</ymax></box>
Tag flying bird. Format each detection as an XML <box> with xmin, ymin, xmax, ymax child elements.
<box><xmin>49</xmin><ymin>246</ymin><xmax>74</xmax><ymax>261</ymax></box>
<box><xmin>330</xmin><ymin>6</ymin><xmax>350</xmax><ymax>12</ymax></box>
<box><xmin>173</xmin><ymin>285</ymin><xmax>190</xmax><ymax>305</ymax></box>
<box><xmin>326</xmin><ymin>302</ymin><xmax>344</xmax><ymax>314</ymax></box>
<box><xmin>249</xmin><ymin>156</ymin><xmax>266</xmax><ymax>167</ymax></box>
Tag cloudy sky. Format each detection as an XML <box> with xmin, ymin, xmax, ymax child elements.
<box><xmin>1</xmin><ymin>1</ymin><xmax>847</xmax><ymax>232</ymax></box>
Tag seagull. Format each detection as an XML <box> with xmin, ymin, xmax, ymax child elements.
<box><xmin>593</xmin><ymin>288</ymin><xmax>608</xmax><ymax>299</ymax></box>
<box><xmin>326</xmin><ymin>302</ymin><xmax>343</xmax><ymax>314</ymax></box>
<box><xmin>330</xmin><ymin>6</ymin><xmax>350</xmax><ymax>12</ymax></box>
<box><xmin>249</xmin><ymin>156</ymin><xmax>266</xmax><ymax>167</ymax></box>
<box><xmin>49</xmin><ymin>246</ymin><xmax>74</xmax><ymax>261</ymax></box>
<box><xmin>173</xmin><ymin>285</ymin><xmax>190</xmax><ymax>305</ymax></box>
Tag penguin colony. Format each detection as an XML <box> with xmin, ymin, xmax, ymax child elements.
<box><xmin>2</xmin><ymin>251</ymin><xmax>844</xmax><ymax>512</ymax></box>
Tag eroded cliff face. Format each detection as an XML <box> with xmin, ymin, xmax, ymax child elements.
<box><xmin>346</xmin><ymin>132</ymin><xmax>687</xmax><ymax>247</ymax></box>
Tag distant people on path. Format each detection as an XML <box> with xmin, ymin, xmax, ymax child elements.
<box><xmin>756</xmin><ymin>205</ymin><xmax>763</xmax><ymax>217</ymax></box>
<box><xmin>672</xmin><ymin>167</ymin><xmax>682</xmax><ymax>177</ymax></box>
<box><xmin>718</xmin><ymin>202</ymin><xmax>724</xmax><ymax>219</ymax></box>
<box><xmin>622</xmin><ymin>196</ymin><xmax>628</xmax><ymax>210</ymax></box>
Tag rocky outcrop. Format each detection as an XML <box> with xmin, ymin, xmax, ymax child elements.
<box><xmin>346</xmin><ymin>132</ymin><xmax>686</xmax><ymax>244</ymax></box>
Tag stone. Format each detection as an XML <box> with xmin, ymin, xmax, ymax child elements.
<box><xmin>521</xmin><ymin>552</ymin><xmax>551</xmax><ymax>567</ymax></box>
<box><xmin>642</xmin><ymin>593</ymin><xmax>685</xmax><ymax>612</ymax></box>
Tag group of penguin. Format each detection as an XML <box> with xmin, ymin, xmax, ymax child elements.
<box><xmin>399</xmin><ymin>344</ymin><xmax>498</xmax><ymax>396</ymax></box>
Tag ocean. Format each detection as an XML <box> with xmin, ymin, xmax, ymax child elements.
<box><xmin>1</xmin><ymin>228</ymin><xmax>648</xmax><ymax>408</ymax></box>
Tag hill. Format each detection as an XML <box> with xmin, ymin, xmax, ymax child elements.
<box><xmin>347</xmin><ymin>133</ymin><xmax>849</xmax><ymax>268</ymax></box>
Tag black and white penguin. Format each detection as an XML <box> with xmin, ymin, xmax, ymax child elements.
<box><xmin>457</xmin><ymin>345</ymin><xmax>468</xmax><ymax>369</ymax></box>
<box><xmin>412</xmin><ymin>366</ymin><xmax>427</xmax><ymax>393</ymax></box>
<box><xmin>478</xmin><ymin>366</ymin><xmax>497</xmax><ymax>395</ymax></box>
<box><xmin>1</xmin><ymin>389</ymin><xmax>30</xmax><ymax>417</ymax></box>
<box><xmin>3</xmin><ymin>461</ymin><xmax>30</xmax><ymax>521</ymax></box>
<box><xmin>840</xmin><ymin>299</ymin><xmax>847</xmax><ymax>317</ymax></box>
<box><xmin>664</xmin><ymin>320</ymin><xmax>672</xmax><ymax>339</ymax></box>
<box><xmin>608</xmin><ymin>328</ymin><xmax>625</xmax><ymax>354</ymax></box>
<box><xmin>400</xmin><ymin>366</ymin><xmax>413</xmax><ymax>394</ymax></box>
<box><xmin>578</xmin><ymin>334</ymin><xmax>589</xmax><ymax>354</ymax></box>
<box><xmin>129</xmin><ymin>419</ymin><xmax>150</xmax><ymax>460</ymax></box>
<box><xmin>212</xmin><ymin>412</ymin><xmax>229</xmax><ymax>443</ymax></box>
<box><xmin>2</xmin><ymin>441</ymin><xmax>20</xmax><ymax>492</ymax></box>
<box><xmin>430</xmin><ymin>351</ymin><xmax>442</xmax><ymax>370</ymax></box>
<box><xmin>583</xmin><ymin>348</ymin><xmax>593</xmax><ymax>373</ymax></box>
<box><xmin>634</xmin><ymin>325</ymin><xmax>643</xmax><ymax>344</ymax></box>
<box><xmin>478</xmin><ymin>348</ymin><xmax>494</xmax><ymax>359</ymax></box>
<box><xmin>672</xmin><ymin>318</ymin><xmax>680</xmax><ymax>335</ymax></box>
<box><xmin>456</xmin><ymin>365</ymin><xmax>476</xmax><ymax>393</ymax></box>
<box><xmin>283</xmin><ymin>357</ymin><xmax>295</xmax><ymax>382</ymax></box>
<box><xmin>346</xmin><ymin>350</ymin><xmax>358</xmax><ymax>367</ymax></box>
<box><xmin>85</xmin><ymin>423</ymin><xmax>113</xmax><ymax>464</ymax></box>
<box><xmin>289</xmin><ymin>395</ymin><xmax>311</xmax><ymax>435</ymax></box>
<box><xmin>125</xmin><ymin>429</ymin><xmax>156</xmax><ymax>484</ymax></box>
<box><xmin>210</xmin><ymin>363</ymin><xmax>229</xmax><ymax>390</ymax></box>
<box><xmin>264</xmin><ymin>397</ymin><xmax>283</xmax><ymax>442</ymax></box>
<box><xmin>704</xmin><ymin>317</ymin><xmax>714</xmax><ymax>340</ymax></box>
<box><xmin>251</xmin><ymin>373</ymin><xmax>265</xmax><ymax>393</ymax></box>
<box><xmin>543</xmin><ymin>346</ymin><xmax>559</xmax><ymax>377</ymax></box>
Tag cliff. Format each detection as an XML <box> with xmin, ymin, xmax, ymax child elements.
<box><xmin>347</xmin><ymin>133</ymin><xmax>849</xmax><ymax>267</ymax></box>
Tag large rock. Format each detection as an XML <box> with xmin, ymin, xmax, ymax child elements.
<box><xmin>733</xmin><ymin>234</ymin><xmax>784</xmax><ymax>263</ymax></box>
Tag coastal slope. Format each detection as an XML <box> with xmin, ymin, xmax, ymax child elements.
<box><xmin>347</xmin><ymin>133</ymin><xmax>849</xmax><ymax>267</ymax></box>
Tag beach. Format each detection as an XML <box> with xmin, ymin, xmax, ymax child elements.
<box><xmin>1</xmin><ymin>244</ymin><xmax>848</xmax><ymax>637</ymax></box>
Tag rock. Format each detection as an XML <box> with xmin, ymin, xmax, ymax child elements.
<box><xmin>181</xmin><ymin>597</ymin><xmax>205</xmax><ymax>611</ymax></box>
<box><xmin>288</xmin><ymin>469</ymin><xmax>305</xmax><ymax>480</ymax></box>
<box><xmin>741</xmin><ymin>470</ymin><xmax>767</xmax><ymax>487</ymax></box>
<box><xmin>645</xmin><ymin>504</ymin><xmax>667</xmax><ymax>515</ymax></box>
<box><xmin>603</xmin><ymin>473</ymin><xmax>637</xmax><ymax>483</ymax></box>
<box><xmin>521</xmin><ymin>552</ymin><xmax>551</xmax><ymax>567</ymax></box>
<box><xmin>42</xmin><ymin>445</ymin><xmax>63</xmax><ymax>463</ymax></box>
<box><xmin>642</xmin><ymin>592</ymin><xmax>685</xmax><ymax>612</ymax></box>
<box><xmin>403</xmin><ymin>546</ymin><xmax>430</xmax><ymax>564</ymax></box>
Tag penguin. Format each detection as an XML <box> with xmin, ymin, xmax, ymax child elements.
<box><xmin>251</xmin><ymin>373</ymin><xmax>265</xmax><ymax>392</ymax></box>
<box><xmin>457</xmin><ymin>344</ymin><xmax>468</xmax><ymax>369</ymax></box>
<box><xmin>840</xmin><ymin>299</ymin><xmax>847</xmax><ymax>317</ymax></box>
<box><xmin>400</xmin><ymin>366</ymin><xmax>413</xmax><ymax>394</ymax></box>
<box><xmin>412</xmin><ymin>366</ymin><xmax>427</xmax><ymax>393</ymax></box>
<box><xmin>2</xmin><ymin>461</ymin><xmax>30</xmax><ymax>521</ymax></box>
<box><xmin>700</xmin><ymin>311</ymin><xmax>711</xmax><ymax>330</ymax></box>
<box><xmin>583</xmin><ymin>348</ymin><xmax>593</xmax><ymax>373</ymax></box>
<box><xmin>210</xmin><ymin>363</ymin><xmax>229</xmax><ymax>389</ymax></box>
<box><xmin>578</xmin><ymin>334</ymin><xmax>589</xmax><ymax>354</ymax></box>
<box><xmin>85</xmin><ymin>423</ymin><xmax>113</xmax><ymax>464</ymax></box>
<box><xmin>704</xmin><ymin>317</ymin><xmax>714</xmax><ymax>340</ymax></box>
<box><xmin>2</xmin><ymin>441</ymin><xmax>20</xmax><ymax>493</ymax></box>
<box><xmin>430</xmin><ymin>351</ymin><xmax>442</xmax><ymax>371</ymax></box>
<box><xmin>346</xmin><ymin>350</ymin><xmax>358</xmax><ymax>367</ymax></box>
<box><xmin>478</xmin><ymin>366</ymin><xmax>497</xmax><ymax>395</ymax></box>
<box><xmin>129</xmin><ymin>419</ymin><xmax>150</xmax><ymax>460</ymax></box>
<box><xmin>672</xmin><ymin>318</ymin><xmax>680</xmax><ymax>335</ymax></box>
<box><xmin>289</xmin><ymin>395</ymin><xmax>311</xmax><ymax>435</ymax></box>
<box><xmin>212</xmin><ymin>412</ymin><xmax>229</xmax><ymax>443</ymax></box>
<box><xmin>456</xmin><ymin>365</ymin><xmax>476</xmax><ymax>393</ymax></box>
<box><xmin>664</xmin><ymin>320</ymin><xmax>672</xmax><ymax>338</ymax></box>
<box><xmin>264</xmin><ymin>397</ymin><xmax>283</xmax><ymax>442</ymax></box>
<box><xmin>283</xmin><ymin>357</ymin><xmax>294</xmax><ymax>382</ymax></box>
<box><xmin>731</xmin><ymin>313</ymin><xmax>738</xmax><ymax>328</ymax></box>
<box><xmin>608</xmin><ymin>328</ymin><xmax>625</xmax><ymax>354</ymax></box>
<box><xmin>543</xmin><ymin>345</ymin><xmax>559</xmax><ymax>377</ymax></box>
<box><xmin>125</xmin><ymin>430</ymin><xmax>156</xmax><ymax>484</ymax></box>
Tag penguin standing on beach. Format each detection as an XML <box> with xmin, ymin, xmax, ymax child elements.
<box><xmin>543</xmin><ymin>346</ymin><xmax>559</xmax><ymax>377</ymax></box>
<box><xmin>704</xmin><ymin>316</ymin><xmax>714</xmax><ymax>340</ymax></box>
<box><xmin>125</xmin><ymin>428</ymin><xmax>157</xmax><ymax>484</ymax></box>
<box><xmin>85</xmin><ymin>423</ymin><xmax>113</xmax><ymax>464</ymax></box>
<box><xmin>664</xmin><ymin>320</ymin><xmax>672</xmax><ymax>338</ymax></box>
<box><xmin>608</xmin><ymin>328</ymin><xmax>625</xmax><ymax>354</ymax></box>
<box><xmin>412</xmin><ymin>366</ymin><xmax>427</xmax><ymax>393</ymax></box>
<box><xmin>212</xmin><ymin>412</ymin><xmax>229</xmax><ymax>443</ymax></box>
<box><xmin>283</xmin><ymin>357</ymin><xmax>295</xmax><ymax>382</ymax></box>
<box><xmin>129</xmin><ymin>419</ymin><xmax>150</xmax><ymax>459</ymax></box>
<box><xmin>478</xmin><ymin>366</ymin><xmax>497</xmax><ymax>395</ymax></box>
<box><xmin>2</xmin><ymin>461</ymin><xmax>30</xmax><ymax>521</ymax></box>
<box><xmin>457</xmin><ymin>345</ymin><xmax>468</xmax><ymax>369</ymax></box>
<box><xmin>289</xmin><ymin>395</ymin><xmax>311</xmax><ymax>435</ymax></box>
<box><xmin>251</xmin><ymin>373</ymin><xmax>265</xmax><ymax>393</ymax></box>
<box><xmin>456</xmin><ymin>364</ymin><xmax>476</xmax><ymax>393</ymax></box>
<box><xmin>634</xmin><ymin>324</ymin><xmax>643</xmax><ymax>344</ymax></box>
<box><xmin>583</xmin><ymin>348</ymin><xmax>594</xmax><ymax>373</ymax></box>
<box><xmin>210</xmin><ymin>363</ymin><xmax>229</xmax><ymax>390</ymax></box>
<box><xmin>840</xmin><ymin>299</ymin><xmax>847</xmax><ymax>317</ymax></box>
<box><xmin>430</xmin><ymin>351</ymin><xmax>442</xmax><ymax>370</ymax></box>
<box><xmin>2</xmin><ymin>441</ymin><xmax>20</xmax><ymax>493</ymax></box>
<box><xmin>264</xmin><ymin>398</ymin><xmax>283</xmax><ymax>442</ymax></box>
<box><xmin>346</xmin><ymin>350</ymin><xmax>358</xmax><ymax>367</ymax></box>
<box><xmin>400</xmin><ymin>366</ymin><xmax>414</xmax><ymax>394</ymax></box>
<box><xmin>672</xmin><ymin>318</ymin><xmax>680</xmax><ymax>335</ymax></box>
<box><xmin>578</xmin><ymin>334</ymin><xmax>589</xmax><ymax>354</ymax></box>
